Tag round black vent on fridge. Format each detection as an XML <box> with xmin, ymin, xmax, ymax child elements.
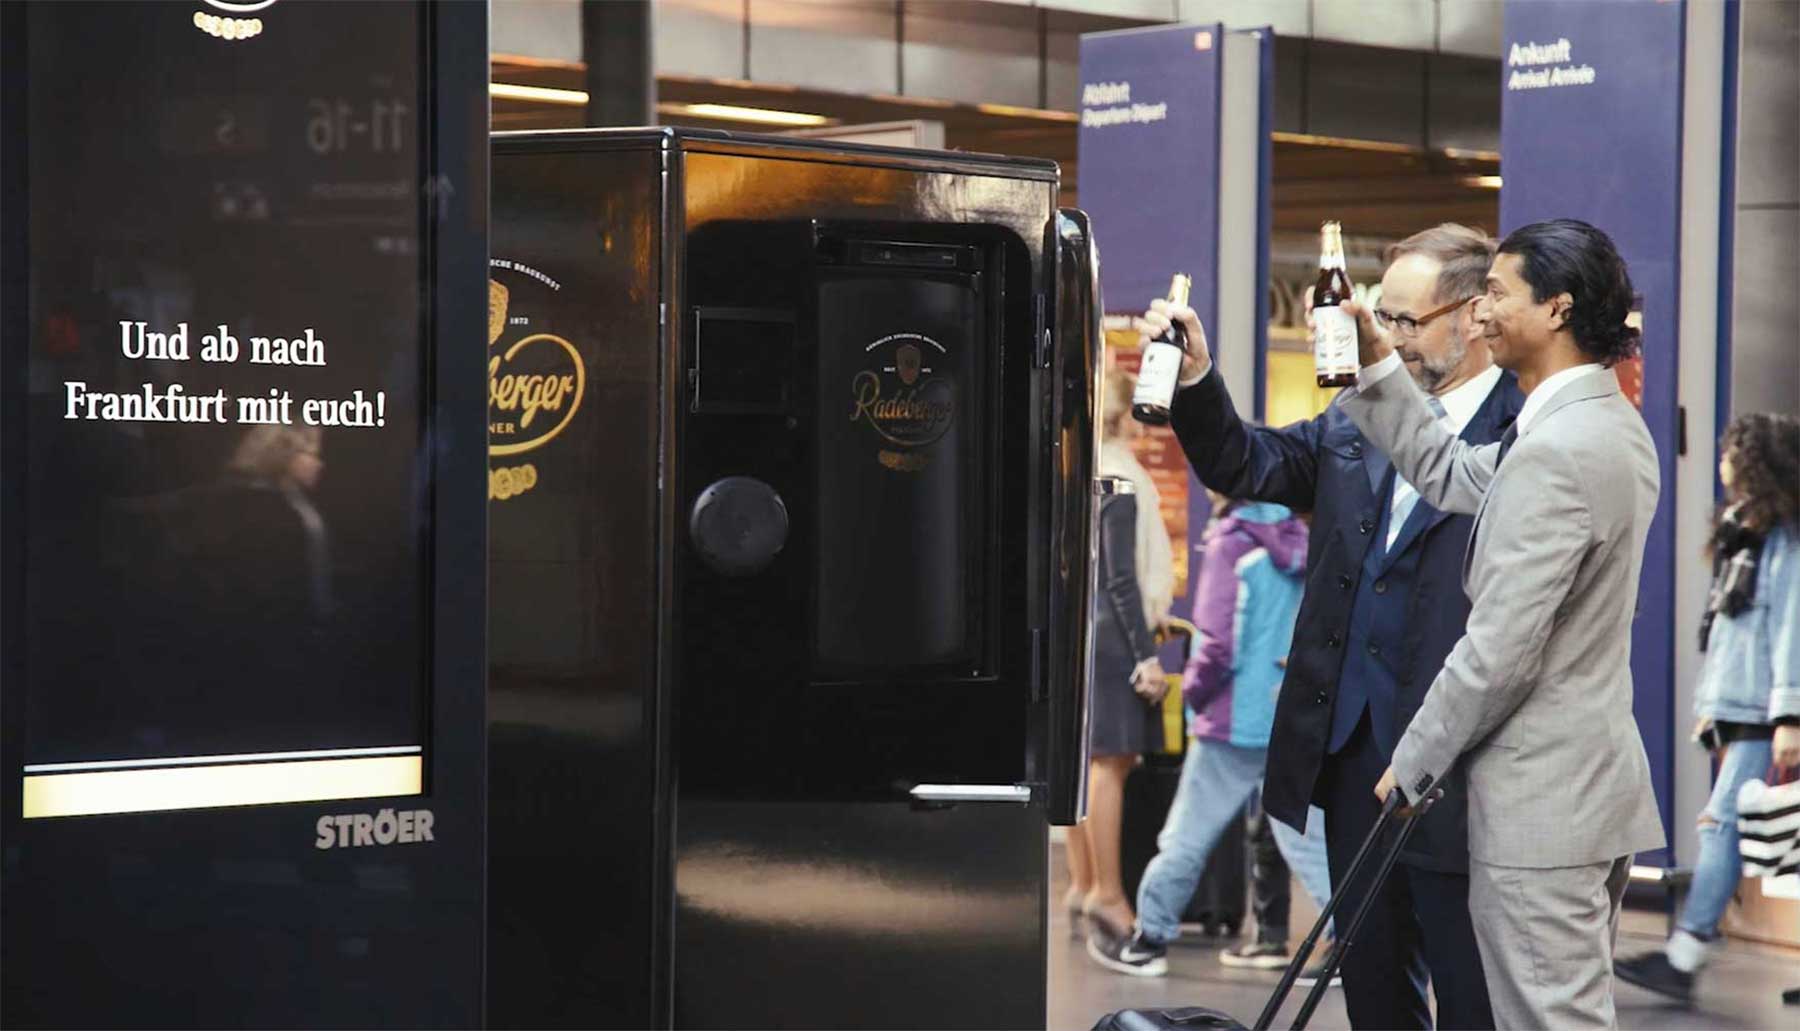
<box><xmin>688</xmin><ymin>476</ymin><xmax>789</xmax><ymax>576</ymax></box>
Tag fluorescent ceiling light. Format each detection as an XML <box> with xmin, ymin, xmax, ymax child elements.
<box><xmin>490</xmin><ymin>53</ymin><xmax>587</xmax><ymax>71</ymax></box>
<box><xmin>674</xmin><ymin>103</ymin><xmax>830</xmax><ymax>127</ymax></box>
<box><xmin>870</xmin><ymin>92</ymin><xmax>957</xmax><ymax>109</ymax></box>
<box><xmin>1442</xmin><ymin>146</ymin><xmax>1503</xmax><ymax>162</ymax></box>
<box><xmin>1463</xmin><ymin>175</ymin><xmax>1504</xmax><ymax>190</ymax></box>
<box><xmin>1272</xmin><ymin>131</ymin><xmax>1420</xmax><ymax>155</ymax></box>
<box><xmin>491</xmin><ymin>82</ymin><xmax>590</xmax><ymax>106</ymax></box>
<box><xmin>976</xmin><ymin>102</ymin><xmax>1078</xmax><ymax>123</ymax></box>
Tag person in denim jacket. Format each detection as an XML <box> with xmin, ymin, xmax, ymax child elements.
<box><xmin>1616</xmin><ymin>413</ymin><xmax>1800</xmax><ymax>1002</ymax></box>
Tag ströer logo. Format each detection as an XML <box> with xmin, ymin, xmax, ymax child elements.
<box><xmin>315</xmin><ymin>808</ymin><xmax>434</xmax><ymax>849</ymax></box>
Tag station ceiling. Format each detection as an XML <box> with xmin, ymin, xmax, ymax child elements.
<box><xmin>491</xmin><ymin>55</ymin><xmax>1501</xmax><ymax>243</ymax></box>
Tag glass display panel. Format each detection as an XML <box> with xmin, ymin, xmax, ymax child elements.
<box><xmin>692</xmin><ymin>309</ymin><xmax>795</xmax><ymax>414</ymax></box>
<box><xmin>19</xmin><ymin>0</ymin><xmax>429</xmax><ymax>816</ymax></box>
<box><xmin>813</xmin><ymin>269</ymin><xmax>988</xmax><ymax>674</ymax></box>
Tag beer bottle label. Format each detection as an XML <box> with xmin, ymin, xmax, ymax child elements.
<box><xmin>1133</xmin><ymin>341</ymin><xmax>1184</xmax><ymax>410</ymax></box>
<box><xmin>1312</xmin><ymin>305</ymin><xmax>1359</xmax><ymax>378</ymax></box>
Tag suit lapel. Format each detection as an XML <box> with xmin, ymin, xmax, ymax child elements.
<box><xmin>1462</xmin><ymin>369</ymin><xmax>1613</xmax><ymax>589</ymax></box>
<box><xmin>1379</xmin><ymin>492</ymin><xmax>1447</xmax><ymax>571</ymax></box>
<box><xmin>1384</xmin><ymin>374</ymin><xmax>1520</xmax><ymax>574</ymax></box>
<box><xmin>1465</xmin><ymin>490</ymin><xmax>1495</xmax><ymax>586</ymax></box>
<box><xmin>1361</xmin><ymin>431</ymin><xmax>1390</xmax><ymax>499</ymax></box>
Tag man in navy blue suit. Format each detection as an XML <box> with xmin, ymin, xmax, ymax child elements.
<box><xmin>1135</xmin><ymin>225</ymin><xmax>1521</xmax><ymax>1029</ymax></box>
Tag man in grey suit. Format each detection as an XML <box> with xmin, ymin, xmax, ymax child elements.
<box><xmin>1340</xmin><ymin>219</ymin><xmax>1665</xmax><ymax>1029</ymax></box>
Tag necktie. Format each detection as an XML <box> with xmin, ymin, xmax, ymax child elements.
<box><xmin>1495</xmin><ymin>421</ymin><xmax>1519</xmax><ymax>468</ymax></box>
<box><xmin>1386</xmin><ymin>396</ymin><xmax>1449</xmax><ymax>552</ymax></box>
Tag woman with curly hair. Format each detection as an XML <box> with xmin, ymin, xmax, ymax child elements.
<box><xmin>1616</xmin><ymin>412</ymin><xmax>1800</xmax><ymax>1003</ymax></box>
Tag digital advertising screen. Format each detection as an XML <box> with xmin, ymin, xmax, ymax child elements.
<box><xmin>17</xmin><ymin>0</ymin><xmax>433</xmax><ymax>818</ymax></box>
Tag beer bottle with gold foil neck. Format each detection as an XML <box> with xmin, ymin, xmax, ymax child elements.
<box><xmin>1131</xmin><ymin>273</ymin><xmax>1192</xmax><ymax>425</ymax></box>
<box><xmin>1312</xmin><ymin>221</ymin><xmax>1358</xmax><ymax>388</ymax></box>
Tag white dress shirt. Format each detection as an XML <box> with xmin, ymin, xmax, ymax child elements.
<box><xmin>1381</xmin><ymin>364</ymin><xmax>1503</xmax><ymax>550</ymax></box>
<box><xmin>1513</xmin><ymin>362</ymin><xmax>1604</xmax><ymax>435</ymax></box>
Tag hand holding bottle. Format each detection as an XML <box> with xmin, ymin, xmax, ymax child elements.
<box><xmin>1339</xmin><ymin>298</ymin><xmax>1396</xmax><ymax>371</ymax></box>
<box><xmin>1135</xmin><ymin>300</ymin><xmax>1212</xmax><ymax>386</ymax></box>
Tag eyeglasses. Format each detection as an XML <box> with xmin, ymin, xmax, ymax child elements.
<box><xmin>1372</xmin><ymin>296</ymin><xmax>1475</xmax><ymax>339</ymax></box>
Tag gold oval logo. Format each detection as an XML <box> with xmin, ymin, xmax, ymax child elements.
<box><xmin>849</xmin><ymin>370</ymin><xmax>954</xmax><ymax>448</ymax></box>
<box><xmin>489</xmin><ymin>332</ymin><xmax>586</xmax><ymax>457</ymax></box>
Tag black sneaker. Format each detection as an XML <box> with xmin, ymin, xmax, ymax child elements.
<box><xmin>1086</xmin><ymin>926</ymin><xmax>1168</xmax><ymax>978</ymax></box>
<box><xmin>1615</xmin><ymin>950</ymin><xmax>1694</xmax><ymax>1003</ymax></box>
<box><xmin>1220</xmin><ymin>941</ymin><xmax>1292</xmax><ymax>969</ymax></box>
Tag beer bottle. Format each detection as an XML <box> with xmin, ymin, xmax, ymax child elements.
<box><xmin>1312</xmin><ymin>221</ymin><xmax>1358</xmax><ymax>388</ymax></box>
<box><xmin>1131</xmin><ymin>273</ymin><xmax>1193</xmax><ymax>425</ymax></box>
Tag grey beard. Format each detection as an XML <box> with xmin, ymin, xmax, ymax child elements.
<box><xmin>1412</xmin><ymin>335</ymin><xmax>1468</xmax><ymax>394</ymax></box>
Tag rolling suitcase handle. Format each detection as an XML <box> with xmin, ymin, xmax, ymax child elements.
<box><xmin>1252</xmin><ymin>788</ymin><xmax>1443</xmax><ymax>1031</ymax></box>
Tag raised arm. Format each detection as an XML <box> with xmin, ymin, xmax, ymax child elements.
<box><xmin>1141</xmin><ymin>299</ymin><xmax>1327</xmax><ymax>510</ymax></box>
<box><xmin>1338</xmin><ymin>354</ymin><xmax>1499</xmax><ymax>515</ymax></box>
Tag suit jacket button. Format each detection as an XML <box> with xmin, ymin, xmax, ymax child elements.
<box><xmin>1315</xmin><ymin>692</ymin><xmax>1328</xmax><ymax>705</ymax></box>
<box><xmin>1327</xmin><ymin>633</ymin><xmax>1341</xmax><ymax>648</ymax></box>
<box><xmin>1350</xmin><ymin>442</ymin><xmax>1363</xmax><ymax>457</ymax></box>
<box><xmin>1374</xmin><ymin>580</ymin><xmax>1388</xmax><ymax>594</ymax></box>
<box><xmin>1367</xmin><ymin>642</ymin><xmax>1381</xmax><ymax>656</ymax></box>
<box><xmin>1337</xmin><ymin>574</ymin><xmax>1352</xmax><ymax>590</ymax></box>
<box><xmin>1359</xmin><ymin>519</ymin><xmax>1374</xmax><ymax>535</ymax></box>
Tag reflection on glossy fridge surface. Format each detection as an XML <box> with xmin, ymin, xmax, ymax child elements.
<box><xmin>487</xmin><ymin>129</ymin><xmax>1101</xmax><ymax>1029</ymax></box>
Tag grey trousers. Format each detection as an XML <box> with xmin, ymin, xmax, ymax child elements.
<box><xmin>1468</xmin><ymin>855</ymin><xmax>1633</xmax><ymax>1030</ymax></box>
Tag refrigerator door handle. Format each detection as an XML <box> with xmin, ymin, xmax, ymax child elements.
<box><xmin>1095</xmin><ymin>477</ymin><xmax>1133</xmax><ymax>496</ymax></box>
<box><xmin>1041</xmin><ymin>207</ymin><xmax>1102</xmax><ymax>828</ymax></box>
<box><xmin>909</xmin><ymin>784</ymin><xmax>1033</xmax><ymax>804</ymax></box>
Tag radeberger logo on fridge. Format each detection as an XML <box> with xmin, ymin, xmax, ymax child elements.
<box><xmin>487</xmin><ymin>261</ymin><xmax>587</xmax><ymax>501</ymax></box>
<box><xmin>849</xmin><ymin>332</ymin><xmax>955</xmax><ymax>472</ymax></box>
<box><xmin>194</xmin><ymin>0</ymin><xmax>275</xmax><ymax>40</ymax></box>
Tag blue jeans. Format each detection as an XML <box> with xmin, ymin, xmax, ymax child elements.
<box><xmin>1678</xmin><ymin>736</ymin><xmax>1773</xmax><ymax>938</ymax></box>
<box><xmin>1269</xmin><ymin>800</ymin><xmax>1334</xmax><ymax>936</ymax></box>
<box><xmin>1137</xmin><ymin>738</ymin><xmax>1333</xmax><ymax>944</ymax></box>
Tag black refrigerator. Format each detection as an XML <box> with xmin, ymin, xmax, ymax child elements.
<box><xmin>486</xmin><ymin>128</ymin><xmax>1102</xmax><ymax>1029</ymax></box>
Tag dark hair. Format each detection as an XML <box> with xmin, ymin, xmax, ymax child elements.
<box><xmin>1719</xmin><ymin>413</ymin><xmax>1800</xmax><ymax>538</ymax></box>
<box><xmin>1384</xmin><ymin>223</ymin><xmax>1496</xmax><ymax>306</ymax></box>
<box><xmin>1496</xmin><ymin>219</ymin><xmax>1641</xmax><ymax>366</ymax></box>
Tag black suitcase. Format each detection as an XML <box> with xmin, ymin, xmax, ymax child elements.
<box><xmin>1094</xmin><ymin>789</ymin><xmax>1443</xmax><ymax>1031</ymax></box>
<box><xmin>1120</xmin><ymin>752</ymin><xmax>1249</xmax><ymax>938</ymax></box>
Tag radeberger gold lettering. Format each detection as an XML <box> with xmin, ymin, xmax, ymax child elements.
<box><xmin>848</xmin><ymin>370</ymin><xmax>954</xmax><ymax>448</ymax></box>
<box><xmin>488</xmin><ymin>333</ymin><xmax>585</xmax><ymax>457</ymax></box>
<box><xmin>488</xmin><ymin>357</ymin><xmax>576</xmax><ymax>429</ymax></box>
